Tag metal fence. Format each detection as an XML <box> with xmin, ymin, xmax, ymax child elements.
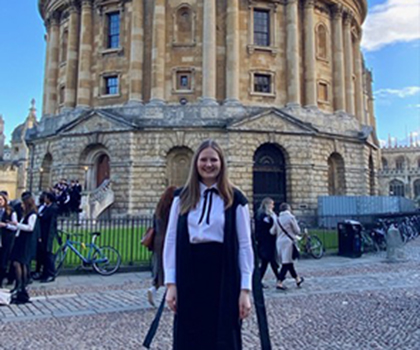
<box><xmin>56</xmin><ymin>217</ymin><xmax>154</xmax><ymax>269</ymax></box>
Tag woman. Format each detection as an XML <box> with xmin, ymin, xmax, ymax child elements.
<box><xmin>147</xmin><ymin>185</ymin><xmax>177</xmax><ymax>307</ymax></box>
<box><xmin>273</xmin><ymin>202</ymin><xmax>304</xmax><ymax>290</ymax></box>
<box><xmin>163</xmin><ymin>139</ymin><xmax>254</xmax><ymax>350</ymax></box>
<box><xmin>0</xmin><ymin>192</ymin><xmax>17</xmax><ymax>288</ymax></box>
<box><xmin>4</xmin><ymin>192</ymin><xmax>38</xmax><ymax>303</ymax></box>
<box><xmin>255</xmin><ymin>197</ymin><xmax>279</xmax><ymax>287</ymax></box>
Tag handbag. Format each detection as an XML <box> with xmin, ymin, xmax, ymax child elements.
<box><xmin>141</xmin><ymin>227</ymin><xmax>155</xmax><ymax>251</ymax></box>
<box><xmin>277</xmin><ymin>221</ymin><xmax>300</xmax><ymax>260</ymax></box>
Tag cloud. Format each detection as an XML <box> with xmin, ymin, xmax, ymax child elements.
<box><xmin>407</xmin><ymin>104</ymin><xmax>420</xmax><ymax>109</ymax></box>
<box><xmin>374</xmin><ymin>86</ymin><xmax>420</xmax><ymax>98</ymax></box>
<box><xmin>362</xmin><ymin>0</ymin><xmax>420</xmax><ymax>51</ymax></box>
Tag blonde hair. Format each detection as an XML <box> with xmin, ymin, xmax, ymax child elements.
<box><xmin>180</xmin><ymin>139</ymin><xmax>233</xmax><ymax>214</ymax></box>
<box><xmin>258</xmin><ymin>197</ymin><xmax>274</xmax><ymax>216</ymax></box>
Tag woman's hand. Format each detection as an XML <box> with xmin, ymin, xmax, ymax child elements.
<box><xmin>0</xmin><ymin>222</ymin><xmax>6</xmax><ymax>228</ymax></box>
<box><xmin>239</xmin><ymin>290</ymin><xmax>252</xmax><ymax>320</ymax></box>
<box><xmin>166</xmin><ymin>284</ymin><xmax>177</xmax><ymax>313</ymax></box>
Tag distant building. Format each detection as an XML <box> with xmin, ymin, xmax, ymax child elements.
<box><xmin>379</xmin><ymin>138</ymin><xmax>420</xmax><ymax>202</ymax></box>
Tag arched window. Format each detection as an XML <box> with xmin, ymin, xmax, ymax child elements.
<box><xmin>389</xmin><ymin>179</ymin><xmax>405</xmax><ymax>197</ymax></box>
<box><xmin>395</xmin><ymin>156</ymin><xmax>405</xmax><ymax>170</ymax></box>
<box><xmin>61</xmin><ymin>30</ymin><xmax>68</xmax><ymax>62</ymax></box>
<box><xmin>316</xmin><ymin>23</ymin><xmax>328</xmax><ymax>60</ymax></box>
<box><xmin>327</xmin><ymin>153</ymin><xmax>346</xmax><ymax>195</ymax></box>
<box><xmin>369</xmin><ymin>155</ymin><xmax>375</xmax><ymax>195</ymax></box>
<box><xmin>417</xmin><ymin>158</ymin><xmax>420</xmax><ymax>168</ymax></box>
<box><xmin>39</xmin><ymin>153</ymin><xmax>53</xmax><ymax>191</ymax></box>
<box><xmin>381</xmin><ymin>157</ymin><xmax>388</xmax><ymax>170</ymax></box>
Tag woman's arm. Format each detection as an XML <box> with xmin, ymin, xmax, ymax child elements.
<box><xmin>269</xmin><ymin>213</ymin><xmax>279</xmax><ymax>235</ymax></box>
<box><xmin>236</xmin><ymin>204</ymin><xmax>254</xmax><ymax>291</ymax></box>
<box><xmin>163</xmin><ymin>197</ymin><xmax>180</xmax><ymax>286</ymax></box>
<box><xmin>15</xmin><ymin>214</ymin><xmax>37</xmax><ymax>232</ymax></box>
<box><xmin>5</xmin><ymin>212</ymin><xmax>18</xmax><ymax>231</ymax></box>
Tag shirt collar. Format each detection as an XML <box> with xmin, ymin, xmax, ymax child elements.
<box><xmin>199</xmin><ymin>182</ymin><xmax>218</xmax><ymax>196</ymax></box>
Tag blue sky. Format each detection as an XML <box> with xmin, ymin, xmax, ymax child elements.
<box><xmin>0</xmin><ymin>0</ymin><xmax>419</xmax><ymax>146</ymax></box>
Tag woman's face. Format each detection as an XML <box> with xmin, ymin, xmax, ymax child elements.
<box><xmin>0</xmin><ymin>196</ymin><xmax>5</xmax><ymax>207</ymax></box>
<box><xmin>197</xmin><ymin>147</ymin><xmax>221</xmax><ymax>186</ymax></box>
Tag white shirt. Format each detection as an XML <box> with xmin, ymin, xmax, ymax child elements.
<box><xmin>164</xmin><ymin>183</ymin><xmax>254</xmax><ymax>290</ymax></box>
<box><xmin>7</xmin><ymin>213</ymin><xmax>36</xmax><ymax>236</ymax></box>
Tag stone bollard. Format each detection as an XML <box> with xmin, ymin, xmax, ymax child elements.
<box><xmin>386</xmin><ymin>224</ymin><xmax>405</xmax><ymax>262</ymax></box>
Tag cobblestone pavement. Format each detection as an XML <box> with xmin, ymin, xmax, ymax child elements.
<box><xmin>1</xmin><ymin>240</ymin><xmax>420</xmax><ymax>349</ymax></box>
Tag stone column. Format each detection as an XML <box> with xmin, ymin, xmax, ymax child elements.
<box><xmin>225</xmin><ymin>0</ymin><xmax>240</xmax><ymax>105</ymax></box>
<box><xmin>354</xmin><ymin>30</ymin><xmax>365</xmax><ymax>124</ymax></box>
<box><xmin>201</xmin><ymin>0</ymin><xmax>217</xmax><ymax>105</ymax></box>
<box><xmin>77</xmin><ymin>0</ymin><xmax>93</xmax><ymax>108</ymax></box>
<box><xmin>331</xmin><ymin>5</ymin><xmax>345</xmax><ymax>112</ymax></box>
<box><xmin>286</xmin><ymin>0</ymin><xmax>300</xmax><ymax>107</ymax></box>
<box><xmin>129</xmin><ymin>0</ymin><xmax>144</xmax><ymax>104</ymax></box>
<box><xmin>64</xmin><ymin>2</ymin><xmax>80</xmax><ymax>109</ymax></box>
<box><xmin>42</xmin><ymin>31</ymin><xmax>50</xmax><ymax>116</ymax></box>
<box><xmin>45</xmin><ymin>12</ymin><xmax>60</xmax><ymax>115</ymax></box>
<box><xmin>303</xmin><ymin>0</ymin><xmax>316</xmax><ymax>108</ymax></box>
<box><xmin>150</xmin><ymin>0</ymin><xmax>166</xmax><ymax>105</ymax></box>
<box><xmin>343</xmin><ymin>11</ymin><xmax>355</xmax><ymax>115</ymax></box>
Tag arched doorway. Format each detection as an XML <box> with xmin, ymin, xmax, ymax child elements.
<box><xmin>96</xmin><ymin>153</ymin><xmax>110</xmax><ymax>187</ymax></box>
<box><xmin>327</xmin><ymin>152</ymin><xmax>346</xmax><ymax>195</ymax></box>
<box><xmin>39</xmin><ymin>153</ymin><xmax>53</xmax><ymax>191</ymax></box>
<box><xmin>389</xmin><ymin>179</ymin><xmax>404</xmax><ymax>197</ymax></box>
<box><xmin>167</xmin><ymin>147</ymin><xmax>193</xmax><ymax>187</ymax></box>
<box><xmin>253</xmin><ymin>143</ymin><xmax>287</xmax><ymax>212</ymax></box>
<box><xmin>369</xmin><ymin>155</ymin><xmax>375</xmax><ymax>196</ymax></box>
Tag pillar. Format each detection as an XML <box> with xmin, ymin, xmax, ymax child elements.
<box><xmin>45</xmin><ymin>12</ymin><xmax>60</xmax><ymax>115</ymax></box>
<box><xmin>225</xmin><ymin>0</ymin><xmax>240</xmax><ymax>105</ymax></box>
<box><xmin>343</xmin><ymin>11</ymin><xmax>355</xmax><ymax>115</ymax></box>
<box><xmin>286</xmin><ymin>0</ymin><xmax>300</xmax><ymax>107</ymax></box>
<box><xmin>331</xmin><ymin>5</ymin><xmax>345</xmax><ymax>112</ymax></box>
<box><xmin>129</xmin><ymin>0</ymin><xmax>144</xmax><ymax>104</ymax></box>
<box><xmin>303</xmin><ymin>0</ymin><xmax>316</xmax><ymax>107</ymax></box>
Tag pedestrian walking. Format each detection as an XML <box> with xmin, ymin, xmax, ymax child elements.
<box><xmin>6</xmin><ymin>192</ymin><xmax>39</xmax><ymax>303</ymax></box>
<box><xmin>163</xmin><ymin>139</ymin><xmax>254</xmax><ymax>350</ymax></box>
<box><xmin>272</xmin><ymin>202</ymin><xmax>304</xmax><ymax>290</ymax></box>
<box><xmin>0</xmin><ymin>192</ymin><xmax>17</xmax><ymax>288</ymax></box>
<box><xmin>255</xmin><ymin>197</ymin><xmax>280</xmax><ymax>287</ymax></box>
<box><xmin>147</xmin><ymin>185</ymin><xmax>177</xmax><ymax>307</ymax></box>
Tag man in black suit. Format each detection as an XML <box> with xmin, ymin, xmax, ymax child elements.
<box><xmin>39</xmin><ymin>192</ymin><xmax>58</xmax><ymax>283</ymax></box>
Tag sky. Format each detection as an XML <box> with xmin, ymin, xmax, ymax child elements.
<box><xmin>0</xmin><ymin>0</ymin><xmax>419</xmax><ymax>146</ymax></box>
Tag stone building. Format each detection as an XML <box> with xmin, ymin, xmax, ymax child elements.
<box><xmin>30</xmin><ymin>0</ymin><xmax>379</xmax><ymax>216</ymax></box>
<box><xmin>379</xmin><ymin>139</ymin><xmax>420</xmax><ymax>202</ymax></box>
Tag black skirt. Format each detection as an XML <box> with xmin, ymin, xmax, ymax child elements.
<box><xmin>10</xmin><ymin>232</ymin><xmax>33</xmax><ymax>265</ymax></box>
<box><xmin>174</xmin><ymin>242</ymin><xmax>225</xmax><ymax>350</ymax></box>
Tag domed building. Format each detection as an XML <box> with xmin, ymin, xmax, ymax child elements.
<box><xmin>30</xmin><ymin>0</ymin><xmax>379</xmax><ymax>216</ymax></box>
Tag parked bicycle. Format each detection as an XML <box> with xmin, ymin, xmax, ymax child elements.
<box><xmin>360</xmin><ymin>229</ymin><xmax>380</xmax><ymax>253</ymax></box>
<box><xmin>298</xmin><ymin>228</ymin><xmax>324</xmax><ymax>259</ymax></box>
<box><xmin>54</xmin><ymin>230</ymin><xmax>122</xmax><ymax>276</ymax></box>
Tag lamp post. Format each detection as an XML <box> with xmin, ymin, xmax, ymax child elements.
<box><xmin>84</xmin><ymin>166</ymin><xmax>89</xmax><ymax>191</ymax></box>
<box><xmin>39</xmin><ymin>167</ymin><xmax>44</xmax><ymax>191</ymax></box>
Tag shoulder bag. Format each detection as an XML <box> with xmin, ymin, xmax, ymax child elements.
<box><xmin>277</xmin><ymin>220</ymin><xmax>300</xmax><ymax>260</ymax></box>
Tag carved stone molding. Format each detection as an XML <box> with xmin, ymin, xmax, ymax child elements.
<box><xmin>331</xmin><ymin>4</ymin><xmax>344</xmax><ymax>19</ymax></box>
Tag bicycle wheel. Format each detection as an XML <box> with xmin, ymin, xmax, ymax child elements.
<box><xmin>308</xmin><ymin>235</ymin><xmax>324</xmax><ymax>259</ymax></box>
<box><xmin>54</xmin><ymin>246</ymin><xmax>68</xmax><ymax>277</ymax></box>
<box><xmin>92</xmin><ymin>246</ymin><xmax>121</xmax><ymax>276</ymax></box>
<box><xmin>361</xmin><ymin>231</ymin><xmax>379</xmax><ymax>253</ymax></box>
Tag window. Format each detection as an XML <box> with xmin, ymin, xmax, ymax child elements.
<box><xmin>254</xmin><ymin>10</ymin><xmax>270</xmax><ymax>46</ymax></box>
<box><xmin>107</xmin><ymin>12</ymin><xmax>120</xmax><ymax>49</ymax></box>
<box><xmin>254</xmin><ymin>74</ymin><xmax>271</xmax><ymax>93</ymax></box>
<box><xmin>395</xmin><ymin>157</ymin><xmax>405</xmax><ymax>170</ymax></box>
<box><xmin>318</xmin><ymin>81</ymin><xmax>329</xmax><ymax>103</ymax></box>
<box><xmin>173</xmin><ymin>5</ymin><xmax>195</xmax><ymax>46</ymax></box>
<box><xmin>382</xmin><ymin>158</ymin><xmax>388</xmax><ymax>170</ymax></box>
<box><xmin>389</xmin><ymin>179</ymin><xmax>404</xmax><ymax>197</ymax></box>
<box><xmin>61</xmin><ymin>30</ymin><xmax>68</xmax><ymax>62</ymax></box>
<box><xmin>177</xmin><ymin>72</ymin><xmax>191</xmax><ymax>90</ymax></box>
<box><xmin>172</xmin><ymin>68</ymin><xmax>195</xmax><ymax>93</ymax></box>
<box><xmin>414</xmin><ymin>180</ymin><xmax>420</xmax><ymax>198</ymax></box>
<box><xmin>104</xmin><ymin>76</ymin><xmax>119</xmax><ymax>95</ymax></box>
<box><xmin>59</xmin><ymin>86</ymin><xmax>65</xmax><ymax>105</ymax></box>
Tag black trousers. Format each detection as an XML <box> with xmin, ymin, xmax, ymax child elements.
<box><xmin>278</xmin><ymin>263</ymin><xmax>298</xmax><ymax>282</ymax></box>
<box><xmin>260</xmin><ymin>257</ymin><xmax>280</xmax><ymax>281</ymax></box>
<box><xmin>43</xmin><ymin>252</ymin><xmax>56</xmax><ymax>278</ymax></box>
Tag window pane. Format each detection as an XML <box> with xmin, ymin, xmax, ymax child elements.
<box><xmin>254</xmin><ymin>10</ymin><xmax>270</xmax><ymax>46</ymax></box>
<box><xmin>254</xmin><ymin>74</ymin><xmax>271</xmax><ymax>93</ymax></box>
<box><xmin>105</xmin><ymin>76</ymin><xmax>118</xmax><ymax>95</ymax></box>
<box><xmin>108</xmin><ymin>13</ymin><xmax>120</xmax><ymax>48</ymax></box>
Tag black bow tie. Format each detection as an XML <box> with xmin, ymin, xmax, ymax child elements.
<box><xmin>198</xmin><ymin>188</ymin><xmax>219</xmax><ymax>225</ymax></box>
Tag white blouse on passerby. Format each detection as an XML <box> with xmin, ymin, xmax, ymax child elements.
<box><xmin>163</xmin><ymin>183</ymin><xmax>254</xmax><ymax>290</ymax></box>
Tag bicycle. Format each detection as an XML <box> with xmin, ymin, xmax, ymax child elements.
<box><xmin>54</xmin><ymin>230</ymin><xmax>122</xmax><ymax>276</ymax></box>
<box><xmin>360</xmin><ymin>229</ymin><xmax>380</xmax><ymax>253</ymax></box>
<box><xmin>298</xmin><ymin>229</ymin><xmax>324</xmax><ymax>259</ymax></box>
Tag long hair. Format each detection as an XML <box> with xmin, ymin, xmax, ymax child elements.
<box><xmin>257</xmin><ymin>197</ymin><xmax>274</xmax><ymax>217</ymax></box>
<box><xmin>155</xmin><ymin>186</ymin><xmax>177</xmax><ymax>227</ymax></box>
<box><xmin>180</xmin><ymin>139</ymin><xmax>233</xmax><ymax>215</ymax></box>
<box><xmin>21</xmin><ymin>192</ymin><xmax>38</xmax><ymax>217</ymax></box>
<box><xmin>0</xmin><ymin>193</ymin><xmax>12</xmax><ymax>216</ymax></box>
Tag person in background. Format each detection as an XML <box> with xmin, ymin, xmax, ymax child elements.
<box><xmin>272</xmin><ymin>202</ymin><xmax>304</xmax><ymax>290</ymax></box>
<box><xmin>164</xmin><ymin>139</ymin><xmax>254</xmax><ymax>350</ymax></box>
<box><xmin>255</xmin><ymin>197</ymin><xmax>279</xmax><ymax>288</ymax></box>
<box><xmin>0</xmin><ymin>192</ymin><xmax>17</xmax><ymax>288</ymax></box>
<box><xmin>147</xmin><ymin>185</ymin><xmax>177</xmax><ymax>307</ymax></box>
<box><xmin>32</xmin><ymin>192</ymin><xmax>46</xmax><ymax>280</ymax></box>
<box><xmin>4</xmin><ymin>192</ymin><xmax>39</xmax><ymax>303</ymax></box>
